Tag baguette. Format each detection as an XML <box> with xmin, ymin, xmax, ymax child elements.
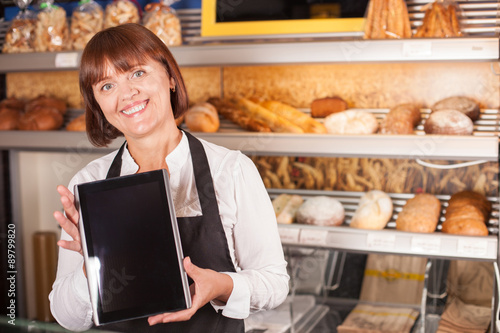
<box><xmin>260</xmin><ymin>100</ymin><xmax>327</xmax><ymax>134</ymax></box>
<box><xmin>207</xmin><ymin>97</ymin><xmax>271</xmax><ymax>132</ymax></box>
<box><xmin>235</xmin><ymin>98</ymin><xmax>304</xmax><ymax>133</ymax></box>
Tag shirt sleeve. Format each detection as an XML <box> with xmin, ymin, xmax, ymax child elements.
<box><xmin>48</xmin><ymin>175</ymin><xmax>94</xmax><ymax>332</ymax></box>
<box><xmin>213</xmin><ymin>153</ymin><xmax>290</xmax><ymax>318</ymax></box>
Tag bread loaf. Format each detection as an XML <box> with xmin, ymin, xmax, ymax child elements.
<box><xmin>379</xmin><ymin>103</ymin><xmax>421</xmax><ymax>134</ymax></box>
<box><xmin>296</xmin><ymin>196</ymin><xmax>345</xmax><ymax>226</ymax></box>
<box><xmin>66</xmin><ymin>113</ymin><xmax>86</xmax><ymax>131</ymax></box>
<box><xmin>441</xmin><ymin>190</ymin><xmax>491</xmax><ymax>236</ymax></box>
<box><xmin>184</xmin><ymin>102</ymin><xmax>220</xmax><ymax>133</ymax></box>
<box><xmin>432</xmin><ymin>96</ymin><xmax>480</xmax><ymax>121</ymax></box>
<box><xmin>396</xmin><ymin>193</ymin><xmax>441</xmax><ymax>233</ymax></box>
<box><xmin>310</xmin><ymin>97</ymin><xmax>348</xmax><ymax>118</ymax></box>
<box><xmin>324</xmin><ymin>110</ymin><xmax>378</xmax><ymax>135</ymax></box>
<box><xmin>0</xmin><ymin>107</ymin><xmax>21</xmax><ymax>130</ymax></box>
<box><xmin>0</xmin><ymin>97</ymin><xmax>25</xmax><ymax>111</ymax></box>
<box><xmin>26</xmin><ymin>96</ymin><xmax>67</xmax><ymax>115</ymax></box>
<box><xmin>260</xmin><ymin>100</ymin><xmax>327</xmax><ymax>134</ymax></box>
<box><xmin>207</xmin><ymin>97</ymin><xmax>271</xmax><ymax>133</ymax></box>
<box><xmin>18</xmin><ymin>107</ymin><xmax>64</xmax><ymax>131</ymax></box>
<box><xmin>424</xmin><ymin>109</ymin><xmax>473</xmax><ymax>135</ymax></box>
<box><xmin>350</xmin><ymin>190</ymin><xmax>393</xmax><ymax>230</ymax></box>
<box><xmin>272</xmin><ymin>194</ymin><xmax>304</xmax><ymax>224</ymax></box>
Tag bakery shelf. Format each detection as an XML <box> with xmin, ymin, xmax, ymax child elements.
<box><xmin>273</xmin><ymin>189</ymin><xmax>499</xmax><ymax>261</ymax></box>
<box><xmin>0</xmin><ymin>37</ymin><xmax>498</xmax><ymax>73</ymax></box>
<box><xmin>0</xmin><ymin>130</ymin><xmax>498</xmax><ymax>161</ymax></box>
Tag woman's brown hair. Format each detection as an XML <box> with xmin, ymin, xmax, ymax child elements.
<box><xmin>80</xmin><ymin>23</ymin><xmax>189</xmax><ymax>147</ymax></box>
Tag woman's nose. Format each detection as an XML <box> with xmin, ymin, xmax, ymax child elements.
<box><xmin>121</xmin><ymin>83</ymin><xmax>139</xmax><ymax>100</ymax></box>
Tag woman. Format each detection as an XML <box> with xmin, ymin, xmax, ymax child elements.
<box><xmin>49</xmin><ymin>23</ymin><xmax>289</xmax><ymax>332</ymax></box>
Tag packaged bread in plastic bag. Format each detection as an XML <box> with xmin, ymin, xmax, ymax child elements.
<box><xmin>104</xmin><ymin>0</ymin><xmax>140</xmax><ymax>28</ymax></box>
<box><xmin>34</xmin><ymin>0</ymin><xmax>69</xmax><ymax>52</ymax></box>
<box><xmin>143</xmin><ymin>0</ymin><xmax>182</xmax><ymax>46</ymax></box>
<box><xmin>363</xmin><ymin>0</ymin><xmax>412</xmax><ymax>39</ymax></box>
<box><xmin>70</xmin><ymin>0</ymin><xmax>104</xmax><ymax>50</ymax></box>
<box><xmin>415</xmin><ymin>0</ymin><xmax>463</xmax><ymax>37</ymax></box>
<box><xmin>3</xmin><ymin>0</ymin><xmax>36</xmax><ymax>53</ymax></box>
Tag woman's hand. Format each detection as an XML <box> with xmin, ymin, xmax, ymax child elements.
<box><xmin>148</xmin><ymin>257</ymin><xmax>234</xmax><ymax>325</ymax></box>
<box><xmin>53</xmin><ymin>185</ymin><xmax>83</xmax><ymax>256</ymax></box>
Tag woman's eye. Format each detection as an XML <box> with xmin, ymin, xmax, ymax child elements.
<box><xmin>133</xmin><ymin>70</ymin><xmax>145</xmax><ymax>78</ymax></box>
<box><xmin>102</xmin><ymin>83</ymin><xmax>113</xmax><ymax>91</ymax></box>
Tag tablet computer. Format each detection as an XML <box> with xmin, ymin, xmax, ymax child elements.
<box><xmin>74</xmin><ymin>169</ymin><xmax>191</xmax><ymax>326</ymax></box>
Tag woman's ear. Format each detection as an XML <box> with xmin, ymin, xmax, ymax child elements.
<box><xmin>170</xmin><ymin>77</ymin><xmax>176</xmax><ymax>91</ymax></box>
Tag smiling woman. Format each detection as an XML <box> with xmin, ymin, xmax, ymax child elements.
<box><xmin>49</xmin><ymin>23</ymin><xmax>289</xmax><ymax>333</ymax></box>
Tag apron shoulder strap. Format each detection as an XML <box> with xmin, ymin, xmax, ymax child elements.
<box><xmin>106</xmin><ymin>141</ymin><xmax>127</xmax><ymax>179</ymax></box>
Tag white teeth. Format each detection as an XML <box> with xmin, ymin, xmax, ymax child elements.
<box><xmin>122</xmin><ymin>103</ymin><xmax>146</xmax><ymax>115</ymax></box>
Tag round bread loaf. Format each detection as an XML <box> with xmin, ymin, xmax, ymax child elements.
<box><xmin>0</xmin><ymin>97</ymin><xmax>25</xmax><ymax>111</ymax></box>
<box><xmin>432</xmin><ymin>96</ymin><xmax>480</xmax><ymax>121</ymax></box>
<box><xmin>296</xmin><ymin>196</ymin><xmax>345</xmax><ymax>226</ymax></box>
<box><xmin>424</xmin><ymin>109</ymin><xmax>473</xmax><ymax>135</ymax></box>
<box><xmin>26</xmin><ymin>96</ymin><xmax>67</xmax><ymax>115</ymax></box>
<box><xmin>442</xmin><ymin>190</ymin><xmax>490</xmax><ymax>236</ymax></box>
<box><xmin>310</xmin><ymin>96</ymin><xmax>348</xmax><ymax>118</ymax></box>
<box><xmin>66</xmin><ymin>113</ymin><xmax>86</xmax><ymax>131</ymax></box>
<box><xmin>396</xmin><ymin>193</ymin><xmax>441</xmax><ymax>233</ymax></box>
<box><xmin>184</xmin><ymin>102</ymin><xmax>220</xmax><ymax>133</ymax></box>
<box><xmin>324</xmin><ymin>110</ymin><xmax>378</xmax><ymax>135</ymax></box>
<box><xmin>441</xmin><ymin>217</ymin><xmax>488</xmax><ymax>236</ymax></box>
<box><xmin>18</xmin><ymin>107</ymin><xmax>64</xmax><ymax>130</ymax></box>
<box><xmin>350</xmin><ymin>190</ymin><xmax>393</xmax><ymax>230</ymax></box>
<box><xmin>0</xmin><ymin>107</ymin><xmax>21</xmax><ymax>130</ymax></box>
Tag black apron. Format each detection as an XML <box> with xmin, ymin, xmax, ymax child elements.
<box><xmin>99</xmin><ymin>131</ymin><xmax>244</xmax><ymax>333</ymax></box>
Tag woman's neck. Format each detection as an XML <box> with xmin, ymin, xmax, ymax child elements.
<box><xmin>126</xmin><ymin>127</ymin><xmax>183</xmax><ymax>173</ymax></box>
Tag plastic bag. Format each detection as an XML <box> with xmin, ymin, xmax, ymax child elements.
<box><xmin>34</xmin><ymin>0</ymin><xmax>69</xmax><ymax>52</ymax></box>
<box><xmin>363</xmin><ymin>0</ymin><xmax>412</xmax><ymax>39</ymax></box>
<box><xmin>104</xmin><ymin>0</ymin><xmax>140</xmax><ymax>29</ymax></box>
<box><xmin>143</xmin><ymin>0</ymin><xmax>182</xmax><ymax>46</ymax></box>
<box><xmin>2</xmin><ymin>0</ymin><xmax>36</xmax><ymax>53</ymax></box>
<box><xmin>415</xmin><ymin>0</ymin><xmax>463</xmax><ymax>38</ymax></box>
<box><xmin>70</xmin><ymin>0</ymin><xmax>104</xmax><ymax>50</ymax></box>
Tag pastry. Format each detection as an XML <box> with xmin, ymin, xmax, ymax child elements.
<box><xmin>26</xmin><ymin>96</ymin><xmax>67</xmax><ymax>115</ymax></box>
<box><xmin>272</xmin><ymin>194</ymin><xmax>304</xmax><ymax>224</ymax></box>
<box><xmin>0</xmin><ymin>97</ymin><xmax>25</xmax><ymax>111</ymax></box>
<box><xmin>66</xmin><ymin>113</ymin><xmax>86</xmax><ymax>131</ymax></box>
<box><xmin>350</xmin><ymin>190</ymin><xmax>393</xmax><ymax>230</ymax></box>
<box><xmin>184</xmin><ymin>102</ymin><xmax>220</xmax><ymax>133</ymax></box>
<box><xmin>104</xmin><ymin>0</ymin><xmax>140</xmax><ymax>28</ymax></box>
<box><xmin>424</xmin><ymin>109</ymin><xmax>474</xmax><ymax>135</ymax></box>
<box><xmin>296</xmin><ymin>196</ymin><xmax>345</xmax><ymax>226</ymax></box>
<box><xmin>324</xmin><ymin>110</ymin><xmax>378</xmax><ymax>134</ymax></box>
<box><xmin>431</xmin><ymin>96</ymin><xmax>480</xmax><ymax>121</ymax></box>
<box><xmin>18</xmin><ymin>107</ymin><xmax>64</xmax><ymax>131</ymax></box>
<box><xmin>396</xmin><ymin>193</ymin><xmax>441</xmax><ymax>233</ymax></box>
<box><xmin>310</xmin><ymin>97</ymin><xmax>348</xmax><ymax>118</ymax></box>
<box><xmin>143</xmin><ymin>3</ymin><xmax>182</xmax><ymax>46</ymax></box>
<box><xmin>207</xmin><ymin>97</ymin><xmax>271</xmax><ymax>133</ymax></box>
<box><xmin>379</xmin><ymin>103</ymin><xmax>421</xmax><ymax>134</ymax></box>
<box><xmin>0</xmin><ymin>107</ymin><xmax>21</xmax><ymax>130</ymax></box>
<box><xmin>260</xmin><ymin>100</ymin><xmax>327</xmax><ymax>134</ymax></box>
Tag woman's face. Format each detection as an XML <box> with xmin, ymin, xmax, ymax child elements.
<box><xmin>92</xmin><ymin>58</ymin><xmax>175</xmax><ymax>141</ymax></box>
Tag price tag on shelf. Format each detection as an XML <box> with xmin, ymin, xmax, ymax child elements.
<box><xmin>299</xmin><ymin>229</ymin><xmax>328</xmax><ymax>246</ymax></box>
<box><xmin>366</xmin><ymin>233</ymin><xmax>396</xmax><ymax>250</ymax></box>
<box><xmin>411</xmin><ymin>236</ymin><xmax>441</xmax><ymax>254</ymax></box>
<box><xmin>402</xmin><ymin>41</ymin><xmax>432</xmax><ymax>58</ymax></box>
<box><xmin>457</xmin><ymin>238</ymin><xmax>488</xmax><ymax>257</ymax></box>
<box><xmin>55</xmin><ymin>53</ymin><xmax>79</xmax><ymax>68</ymax></box>
<box><xmin>278</xmin><ymin>227</ymin><xmax>300</xmax><ymax>244</ymax></box>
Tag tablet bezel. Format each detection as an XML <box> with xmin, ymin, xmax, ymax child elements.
<box><xmin>74</xmin><ymin>169</ymin><xmax>191</xmax><ymax>326</ymax></box>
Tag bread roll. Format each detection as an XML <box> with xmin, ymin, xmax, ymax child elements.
<box><xmin>66</xmin><ymin>113</ymin><xmax>86</xmax><ymax>131</ymax></box>
<box><xmin>0</xmin><ymin>97</ymin><xmax>25</xmax><ymax>111</ymax></box>
<box><xmin>260</xmin><ymin>100</ymin><xmax>327</xmax><ymax>134</ymax></box>
<box><xmin>432</xmin><ymin>96</ymin><xmax>480</xmax><ymax>121</ymax></box>
<box><xmin>350</xmin><ymin>190</ymin><xmax>393</xmax><ymax>230</ymax></box>
<box><xmin>296</xmin><ymin>196</ymin><xmax>345</xmax><ymax>226</ymax></box>
<box><xmin>26</xmin><ymin>96</ymin><xmax>67</xmax><ymax>115</ymax></box>
<box><xmin>184</xmin><ymin>102</ymin><xmax>220</xmax><ymax>133</ymax></box>
<box><xmin>0</xmin><ymin>107</ymin><xmax>21</xmax><ymax>130</ymax></box>
<box><xmin>442</xmin><ymin>190</ymin><xmax>491</xmax><ymax>236</ymax></box>
<box><xmin>379</xmin><ymin>103</ymin><xmax>421</xmax><ymax>134</ymax></box>
<box><xmin>272</xmin><ymin>194</ymin><xmax>304</xmax><ymax>224</ymax></box>
<box><xmin>396</xmin><ymin>193</ymin><xmax>441</xmax><ymax>233</ymax></box>
<box><xmin>324</xmin><ymin>110</ymin><xmax>378</xmax><ymax>134</ymax></box>
<box><xmin>424</xmin><ymin>109</ymin><xmax>473</xmax><ymax>135</ymax></box>
<box><xmin>207</xmin><ymin>97</ymin><xmax>271</xmax><ymax>133</ymax></box>
<box><xmin>18</xmin><ymin>107</ymin><xmax>64</xmax><ymax>131</ymax></box>
<box><xmin>310</xmin><ymin>97</ymin><xmax>348</xmax><ymax>118</ymax></box>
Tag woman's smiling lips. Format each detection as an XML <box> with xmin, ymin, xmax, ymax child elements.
<box><xmin>121</xmin><ymin>100</ymin><xmax>149</xmax><ymax>116</ymax></box>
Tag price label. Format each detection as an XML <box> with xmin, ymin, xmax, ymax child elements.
<box><xmin>278</xmin><ymin>227</ymin><xmax>300</xmax><ymax>244</ymax></box>
<box><xmin>457</xmin><ymin>238</ymin><xmax>488</xmax><ymax>257</ymax></box>
<box><xmin>299</xmin><ymin>229</ymin><xmax>328</xmax><ymax>246</ymax></box>
<box><xmin>55</xmin><ymin>53</ymin><xmax>79</xmax><ymax>68</ymax></box>
<box><xmin>402</xmin><ymin>42</ymin><xmax>432</xmax><ymax>58</ymax></box>
<box><xmin>411</xmin><ymin>236</ymin><xmax>441</xmax><ymax>253</ymax></box>
<box><xmin>366</xmin><ymin>233</ymin><xmax>396</xmax><ymax>249</ymax></box>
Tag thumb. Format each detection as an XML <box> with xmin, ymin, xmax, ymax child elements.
<box><xmin>183</xmin><ymin>256</ymin><xmax>198</xmax><ymax>278</ymax></box>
